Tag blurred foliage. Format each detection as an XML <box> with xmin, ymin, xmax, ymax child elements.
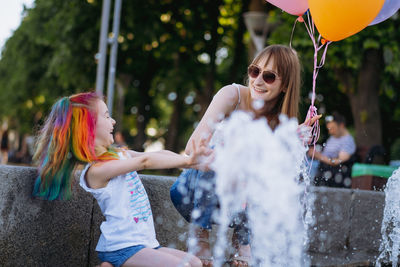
<box><xmin>391</xmin><ymin>138</ymin><xmax>400</xmax><ymax>160</ymax></box>
<box><xmin>0</xmin><ymin>0</ymin><xmax>399</xmax><ymax>163</ymax></box>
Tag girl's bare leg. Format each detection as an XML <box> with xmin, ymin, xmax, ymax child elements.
<box><xmin>122</xmin><ymin>247</ymin><xmax>202</xmax><ymax>267</ymax></box>
<box><xmin>158</xmin><ymin>247</ymin><xmax>202</xmax><ymax>267</ymax></box>
<box><xmin>95</xmin><ymin>263</ymin><xmax>113</xmax><ymax>267</ymax></box>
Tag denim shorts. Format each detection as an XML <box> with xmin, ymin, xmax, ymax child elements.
<box><xmin>170</xmin><ymin>168</ymin><xmax>251</xmax><ymax>245</ymax></box>
<box><xmin>170</xmin><ymin>168</ymin><xmax>217</xmax><ymax>229</ymax></box>
<box><xmin>98</xmin><ymin>245</ymin><xmax>161</xmax><ymax>267</ymax></box>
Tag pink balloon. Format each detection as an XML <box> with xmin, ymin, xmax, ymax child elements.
<box><xmin>266</xmin><ymin>0</ymin><xmax>308</xmax><ymax>16</ymax></box>
<box><xmin>370</xmin><ymin>0</ymin><xmax>400</xmax><ymax>25</ymax></box>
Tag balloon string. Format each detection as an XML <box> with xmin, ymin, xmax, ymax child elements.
<box><xmin>289</xmin><ymin>17</ymin><xmax>299</xmax><ymax>49</ymax></box>
<box><xmin>303</xmin><ymin>14</ymin><xmax>331</xmax><ymax>105</ymax></box>
<box><xmin>301</xmin><ymin>13</ymin><xmax>332</xmax><ymax>173</ymax></box>
<box><xmin>291</xmin><ymin>11</ymin><xmax>332</xmax><ymax>173</ymax></box>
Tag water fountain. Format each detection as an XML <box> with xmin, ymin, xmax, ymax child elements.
<box><xmin>210</xmin><ymin>111</ymin><xmax>309</xmax><ymax>267</ymax></box>
<box><xmin>376</xmin><ymin>168</ymin><xmax>400</xmax><ymax>266</ymax></box>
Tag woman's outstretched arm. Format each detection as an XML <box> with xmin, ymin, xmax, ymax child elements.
<box><xmin>185</xmin><ymin>84</ymin><xmax>241</xmax><ymax>154</ymax></box>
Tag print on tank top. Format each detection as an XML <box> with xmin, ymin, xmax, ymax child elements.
<box><xmin>125</xmin><ymin>171</ymin><xmax>152</xmax><ymax>223</ymax></box>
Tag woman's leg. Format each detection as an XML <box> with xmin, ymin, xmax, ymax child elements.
<box><xmin>193</xmin><ymin>227</ymin><xmax>213</xmax><ymax>267</ymax></box>
<box><xmin>170</xmin><ymin>169</ymin><xmax>218</xmax><ymax>228</ymax></box>
<box><xmin>231</xmin><ymin>232</ymin><xmax>251</xmax><ymax>267</ymax></box>
<box><xmin>171</xmin><ymin>169</ymin><xmax>218</xmax><ymax>266</ymax></box>
<box><xmin>170</xmin><ymin>169</ymin><xmax>196</xmax><ymax>222</ymax></box>
<box><xmin>191</xmin><ymin>170</ymin><xmax>218</xmax><ymax>267</ymax></box>
<box><xmin>122</xmin><ymin>247</ymin><xmax>201</xmax><ymax>267</ymax></box>
<box><xmin>230</xmin><ymin>212</ymin><xmax>251</xmax><ymax>267</ymax></box>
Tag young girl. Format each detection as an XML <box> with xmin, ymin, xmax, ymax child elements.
<box><xmin>170</xmin><ymin>44</ymin><xmax>320</xmax><ymax>267</ymax></box>
<box><xmin>32</xmin><ymin>92</ymin><xmax>209</xmax><ymax>267</ymax></box>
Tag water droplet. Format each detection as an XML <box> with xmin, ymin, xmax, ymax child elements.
<box><xmin>168</xmin><ymin>92</ymin><xmax>177</xmax><ymax>101</ymax></box>
<box><xmin>251</xmin><ymin>99</ymin><xmax>264</xmax><ymax>110</ymax></box>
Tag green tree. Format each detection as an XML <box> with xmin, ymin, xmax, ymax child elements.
<box><xmin>115</xmin><ymin>0</ymin><xmax>248</xmax><ymax>152</ymax></box>
<box><xmin>0</xmin><ymin>0</ymin><xmax>100</xmax><ymax>134</ymax></box>
<box><xmin>0</xmin><ymin>0</ymin><xmax>248</xmax><ymax>157</ymax></box>
<box><xmin>4</xmin><ymin>0</ymin><xmax>397</xmax><ymax>162</ymax></box>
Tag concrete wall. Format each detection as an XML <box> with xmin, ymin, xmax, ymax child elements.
<box><xmin>0</xmin><ymin>165</ymin><xmax>386</xmax><ymax>266</ymax></box>
<box><xmin>307</xmin><ymin>187</ymin><xmax>384</xmax><ymax>266</ymax></box>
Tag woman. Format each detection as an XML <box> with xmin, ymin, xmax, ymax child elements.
<box><xmin>170</xmin><ymin>44</ymin><xmax>320</xmax><ymax>267</ymax></box>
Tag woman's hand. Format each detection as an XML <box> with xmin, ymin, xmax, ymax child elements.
<box><xmin>298</xmin><ymin>114</ymin><xmax>322</xmax><ymax>144</ymax></box>
<box><xmin>307</xmin><ymin>146</ymin><xmax>322</xmax><ymax>159</ymax></box>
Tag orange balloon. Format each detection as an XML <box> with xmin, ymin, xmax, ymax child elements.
<box><xmin>308</xmin><ymin>0</ymin><xmax>385</xmax><ymax>41</ymax></box>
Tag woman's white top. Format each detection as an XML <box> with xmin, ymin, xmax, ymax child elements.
<box><xmin>79</xmin><ymin>152</ymin><xmax>159</xmax><ymax>252</ymax></box>
<box><xmin>210</xmin><ymin>83</ymin><xmax>242</xmax><ymax>147</ymax></box>
<box><xmin>232</xmin><ymin>83</ymin><xmax>241</xmax><ymax>110</ymax></box>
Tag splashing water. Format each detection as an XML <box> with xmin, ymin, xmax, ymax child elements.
<box><xmin>211</xmin><ymin>111</ymin><xmax>309</xmax><ymax>266</ymax></box>
<box><xmin>376</xmin><ymin>168</ymin><xmax>400</xmax><ymax>267</ymax></box>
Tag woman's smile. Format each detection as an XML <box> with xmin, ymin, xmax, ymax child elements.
<box><xmin>253</xmin><ymin>87</ymin><xmax>268</xmax><ymax>94</ymax></box>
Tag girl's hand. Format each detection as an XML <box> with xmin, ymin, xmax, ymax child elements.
<box><xmin>187</xmin><ymin>135</ymin><xmax>214</xmax><ymax>171</ymax></box>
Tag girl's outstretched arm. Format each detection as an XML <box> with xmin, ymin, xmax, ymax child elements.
<box><xmin>86</xmin><ymin>140</ymin><xmax>212</xmax><ymax>189</ymax></box>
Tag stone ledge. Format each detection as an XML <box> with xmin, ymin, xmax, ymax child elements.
<box><xmin>308</xmin><ymin>187</ymin><xmax>384</xmax><ymax>266</ymax></box>
<box><xmin>0</xmin><ymin>165</ymin><xmax>95</xmax><ymax>267</ymax></box>
<box><xmin>0</xmin><ymin>165</ymin><xmax>385</xmax><ymax>266</ymax></box>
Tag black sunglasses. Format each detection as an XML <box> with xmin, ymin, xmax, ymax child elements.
<box><xmin>247</xmin><ymin>64</ymin><xmax>280</xmax><ymax>84</ymax></box>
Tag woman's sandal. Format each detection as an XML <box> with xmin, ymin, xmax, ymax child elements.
<box><xmin>196</xmin><ymin>237</ymin><xmax>214</xmax><ymax>267</ymax></box>
<box><xmin>226</xmin><ymin>253</ymin><xmax>251</xmax><ymax>267</ymax></box>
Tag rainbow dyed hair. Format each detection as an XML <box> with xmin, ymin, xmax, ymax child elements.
<box><xmin>33</xmin><ymin>92</ymin><xmax>118</xmax><ymax>200</ymax></box>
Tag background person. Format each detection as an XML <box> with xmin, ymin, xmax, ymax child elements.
<box><xmin>308</xmin><ymin>111</ymin><xmax>356</xmax><ymax>187</ymax></box>
<box><xmin>1</xmin><ymin>129</ymin><xmax>9</xmax><ymax>164</ymax></box>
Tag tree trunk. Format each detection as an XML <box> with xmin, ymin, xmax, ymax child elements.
<box><xmin>333</xmin><ymin>48</ymin><xmax>383</xmax><ymax>160</ymax></box>
<box><xmin>165</xmin><ymin>90</ymin><xmax>183</xmax><ymax>152</ymax></box>
<box><xmin>196</xmin><ymin>0</ymin><xmax>222</xmax><ymax>117</ymax></box>
<box><xmin>335</xmin><ymin>49</ymin><xmax>383</xmax><ymax>160</ymax></box>
<box><xmin>249</xmin><ymin>0</ymin><xmax>266</xmax><ymax>12</ymax></box>
<box><xmin>229</xmin><ymin>0</ymin><xmax>250</xmax><ymax>83</ymax></box>
<box><xmin>132</xmin><ymin>58</ymin><xmax>155</xmax><ymax>151</ymax></box>
<box><xmin>348</xmin><ymin>49</ymin><xmax>383</xmax><ymax>151</ymax></box>
<box><xmin>114</xmin><ymin>74</ymin><xmax>132</xmax><ymax>133</ymax></box>
<box><xmin>133</xmin><ymin>85</ymin><xmax>150</xmax><ymax>151</ymax></box>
